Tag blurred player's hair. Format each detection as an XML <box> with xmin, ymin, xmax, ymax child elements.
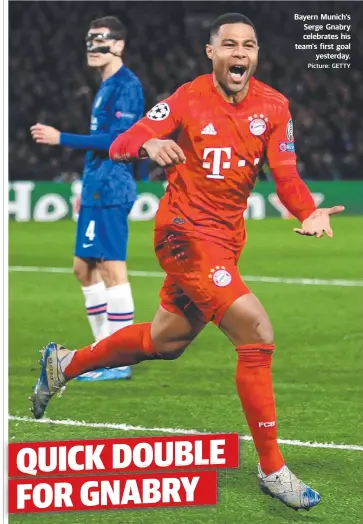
<box><xmin>210</xmin><ymin>13</ymin><xmax>257</xmax><ymax>42</ymax></box>
<box><xmin>89</xmin><ymin>16</ymin><xmax>127</xmax><ymax>41</ymax></box>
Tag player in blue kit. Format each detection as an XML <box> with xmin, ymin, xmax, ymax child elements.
<box><xmin>31</xmin><ymin>16</ymin><xmax>144</xmax><ymax>381</ymax></box>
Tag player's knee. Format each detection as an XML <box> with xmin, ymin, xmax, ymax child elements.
<box><xmin>230</xmin><ymin>318</ymin><xmax>274</xmax><ymax>348</ymax></box>
<box><xmin>154</xmin><ymin>341</ymin><xmax>189</xmax><ymax>361</ymax></box>
<box><xmin>103</xmin><ymin>274</ymin><xmax>129</xmax><ymax>288</ymax></box>
<box><xmin>257</xmin><ymin>321</ymin><xmax>274</xmax><ymax>346</ymax></box>
<box><xmin>161</xmin><ymin>348</ymin><xmax>186</xmax><ymax>360</ymax></box>
<box><xmin>100</xmin><ymin>262</ymin><xmax>128</xmax><ymax>287</ymax></box>
<box><xmin>245</xmin><ymin>315</ymin><xmax>274</xmax><ymax>346</ymax></box>
<box><xmin>149</xmin><ymin>306</ymin><xmax>204</xmax><ymax>361</ymax></box>
<box><xmin>220</xmin><ymin>294</ymin><xmax>275</xmax><ymax>347</ymax></box>
<box><xmin>73</xmin><ymin>264</ymin><xmax>88</xmax><ymax>285</ymax></box>
<box><xmin>73</xmin><ymin>259</ymin><xmax>97</xmax><ymax>286</ymax></box>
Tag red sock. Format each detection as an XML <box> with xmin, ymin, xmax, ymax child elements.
<box><xmin>236</xmin><ymin>344</ymin><xmax>284</xmax><ymax>475</ymax></box>
<box><xmin>65</xmin><ymin>323</ymin><xmax>160</xmax><ymax>379</ymax></box>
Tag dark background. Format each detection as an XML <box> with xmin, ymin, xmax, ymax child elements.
<box><xmin>9</xmin><ymin>1</ymin><xmax>363</xmax><ymax>181</ymax></box>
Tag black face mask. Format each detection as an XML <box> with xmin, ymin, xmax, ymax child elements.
<box><xmin>85</xmin><ymin>31</ymin><xmax>119</xmax><ymax>55</ymax></box>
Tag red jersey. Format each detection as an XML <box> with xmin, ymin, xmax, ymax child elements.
<box><xmin>110</xmin><ymin>74</ymin><xmax>315</xmax><ymax>251</ymax></box>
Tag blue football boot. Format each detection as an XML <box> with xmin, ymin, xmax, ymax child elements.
<box><xmin>75</xmin><ymin>366</ymin><xmax>132</xmax><ymax>381</ymax></box>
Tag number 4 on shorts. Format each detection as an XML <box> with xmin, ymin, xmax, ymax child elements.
<box><xmin>85</xmin><ymin>220</ymin><xmax>96</xmax><ymax>241</ymax></box>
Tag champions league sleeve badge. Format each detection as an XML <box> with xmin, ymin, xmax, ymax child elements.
<box><xmin>286</xmin><ymin>119</ymin><xmax>294</xmax><ymax>141</ymax></box>
<box><xmin>147</xmin><ymin>102</ymin><xmax>170</xmax><ymax>121</ymax></box>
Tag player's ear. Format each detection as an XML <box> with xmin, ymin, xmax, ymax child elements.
<box><xmin>116</xmin><ymin>39</ymin><xmax>125</xmax><ymax>56</ymax></box>
<box><xmin>205</xmin><ymin>44</ymin><xmax>213</xmax><ymax>60</ymax></box>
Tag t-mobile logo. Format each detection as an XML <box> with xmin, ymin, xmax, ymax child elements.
<box><xmin>258</xmin><ymin>421</ymin><xmax>276</xmax><ymax>428</ymax></box>
<box><xmin>202</xmin><ymin>147</ymin><xmax>232</xmax><ymax>179</ymax></box>
<box><xmin>202</xmin><ymin>147</ymin><xmax>260</xmax><ymax>179</ymax></box>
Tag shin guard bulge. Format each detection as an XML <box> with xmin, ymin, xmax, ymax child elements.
<box><xmin>236</xmin><ymin>343</ymin><xmax>284</xmax><ymax>475</ymax></box>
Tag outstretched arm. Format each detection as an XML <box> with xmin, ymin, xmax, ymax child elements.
<box><xmin>267</xmin><ymin>102</ymin><xmax>344</xmax><ymax>237</ymax></box>
<box><xmin>271</xmin><ymin>166</ymin><xmax>344</xmax><ymax>237</ymax></box>
<box><xmin>30</xmin><ymin>82</ymin><xmax>145</xmax><ymax>152</ymax></box>
<box><xmin>31</xmin><ymin>123</ymin><xmax>131</xmax><ymax>152</ymax></box>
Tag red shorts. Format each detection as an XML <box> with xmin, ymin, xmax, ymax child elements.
<box><xmin>154</xmin><ymin>229</ymin><xmax>251</xmax><ymax>325</ymax></box>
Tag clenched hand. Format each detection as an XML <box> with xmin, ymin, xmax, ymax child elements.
<box><xmin>141</xmin><ymin>139</ymin><xmax>186</xmax><ymax>167</ymax></box>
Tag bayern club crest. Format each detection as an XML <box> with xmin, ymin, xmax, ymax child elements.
<box><xmin>248</xmin><ymin>114</ymin><xmax>268</xmax><ymax>136</ymax></box>
<box><xmin>209</xmin><ymin>266</ymin><xmax>232</xmax><ymax>287</ymax></box>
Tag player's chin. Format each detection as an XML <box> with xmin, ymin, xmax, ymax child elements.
<box><xmin>227</xmin><ymin>77</ymin><xmax>249</xmax><ymax>93</ymax></box>
<box><xmin>87</xmin><ymin>55</ymin><xmax>102</xmax><ymax>66</ymax></box>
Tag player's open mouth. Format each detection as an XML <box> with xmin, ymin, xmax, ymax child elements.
<box><xmin>229</xmin><ymin>65</ymin><xmax>247</xmax><ymax>82</ymax></box>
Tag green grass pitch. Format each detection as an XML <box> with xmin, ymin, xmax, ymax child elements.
<box><xmin>8</xmin><ymin>217</ymin><xmax>363</xmax><ymax>523</ymax></box>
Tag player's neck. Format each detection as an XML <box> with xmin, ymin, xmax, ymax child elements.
<box><xmin>213</xmin><ymin>74</ymin><xmax>250</xmax><ymax>105</ymax></box>
<box><xmin>100</xmin><ymin>59</ymin><xmax>123</xmax><ymax>81</ymax></box>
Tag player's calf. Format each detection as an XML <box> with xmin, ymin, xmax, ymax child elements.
<box><xmin>51</xmin><ymin>306</ymin><xmax>203</xmax><ymax>380</ymax></box>
<box><xmin>235</xmin><ymin>342</ymin><xmax>284</xmax><ymax>475</ymax></box>
<box><xmin>220</xmin><ymin>294</ymin><xmax>320</xmax><ymax>508</ymax></box>
<box><xmin>62</xmin><ymin>323</ymin><xmax>160</xmax><ymax>380</ymax></box>
<box><xmin>30</xmin><ymin>308</ymin><xmax>203</xmax><ymax>418</ymax></box>
<box><xmin>220</xmin><ymin>294</ymin><xmax>284</xmax><ymax>475</ymax></box>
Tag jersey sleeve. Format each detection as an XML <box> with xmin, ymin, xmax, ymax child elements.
<box><xmin>59</xmin><ymin>82</ymin><xmax>145</xmax><ymax>151</ymax></box>
<box><xmin>266</xmin><ymin>100</ymin><xmax>316</xmax><ymax>222</ymax></box>
<box><xmin>109</xmin><ymin>81</ymin><xmax>145</xmax><ymax>137</ymax></box>
<box><xmin>109</xmin><ymin>85</ymin><xmax>186</xmax><ymax>160</ymax></box>
<box><xmin>266</xmin><ymin>101</ymin><xmax>296</xmax><ymax>169</ymax></box>
<box><xmin>271</xmin><ymin>165</ymin><xmax>317</xmax><ymax>222</ymax></box>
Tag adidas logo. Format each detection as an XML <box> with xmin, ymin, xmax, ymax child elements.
<box><xmin>201</xmin><ymin>123</ymin><xmax>217</xmax><ymax>135</ymax></box>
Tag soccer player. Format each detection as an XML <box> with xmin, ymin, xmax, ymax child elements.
<box><xmin>31</xmin><ymin>14</ymin><xmax>344</xmax><ymax>509</ymax></box>
<box><xmin>30</xmin><ymin>16</ymin><xmax>144</xmax><ymax>381</ymax></box>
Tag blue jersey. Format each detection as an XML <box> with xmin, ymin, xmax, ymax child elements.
<box><xmin>60</xmin><ymin>66</ymin><xmax>144</xmax><ymax>207</ymax></box>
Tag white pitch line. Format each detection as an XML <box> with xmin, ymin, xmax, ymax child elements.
<box><xmin>9</xmin><ymin>416</ymin><xmax>363</xmax><ymax>452</ymax></box>
<box><xmin>8</xmin><ymin>266</ymin><xmax>363</xmax><ymax>287</ymax></box>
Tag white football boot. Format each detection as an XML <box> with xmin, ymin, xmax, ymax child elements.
<box><xmin>258</xmin><ymin>464</ymin><xmax>321</xmax><ymax>511</ymax></box>
<box><xmin>30</xmin><ymin>342</ymin><xmax>71</xmax><ymax>419</ymax></box>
